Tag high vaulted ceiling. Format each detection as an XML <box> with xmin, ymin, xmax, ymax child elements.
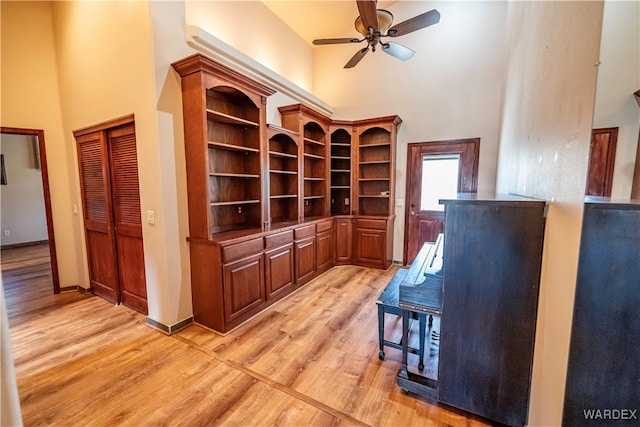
<box><xmin>262</xmin><ymin>1</ymin><xmax>397</xmax><ymax>45</ymax></box>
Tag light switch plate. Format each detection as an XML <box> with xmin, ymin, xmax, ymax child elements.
<box><xmin>146</xmin><ymin>210</ymin><xmax>155</xmax><ymax>225</ymax></box>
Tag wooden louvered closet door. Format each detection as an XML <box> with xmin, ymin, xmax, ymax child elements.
<box><xmin>75</xmin><ymin>119</ymin><xmax>147</xmax><ymax>314</ymax></box>
<box><xmin>107</xmin><ymin>124</ymin><xmax>147</xmax><ymax>314</ymax></box>
<box><xmin>76</xmin><ymin>131</ymin><xmax>119</xmax><ymax>304</ymax></box>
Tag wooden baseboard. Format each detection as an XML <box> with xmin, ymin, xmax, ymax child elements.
<box><xmin>59</xmin><ymin>285</ymin><xmax>91</xmax><ymax>294</ymax></box>
<box><xmin>1</xmin><ymin>240</ymin><xmax>48</xmax><ymax>250</ymax></box>
<box><xmin>146</xmin><ymin>317</ymin><xmax>194</xmax><ymax>335</ymax></box>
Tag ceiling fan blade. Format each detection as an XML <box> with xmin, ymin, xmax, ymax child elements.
<box><xmin>344</xmin><ymin>47</ymin><xmax>369</xmax><ymax>69</ymax></box>
<box><xmin>387</xmin><ymin>9</ymin><xmax>440</xmax><ymax>37</ymax></box>
<box><xmin>313</xmin><ymin>38</ymin><xmax>362</xmax><ymax>45</ymax></box>
<box><xmin>381</xmin><ymin>42</ymin><xmax>415</xmax><ymax>61</ymax></box>
<box><xmin>356</xmin><ymin>0</ymin><xmax>378</xmax><ymax>33</ymax></box>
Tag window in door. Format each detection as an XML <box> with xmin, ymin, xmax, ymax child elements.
<box><xmin>420</xmin><ymin>154</ymin><xmax>461</xmax><ymax>211</ymax></box>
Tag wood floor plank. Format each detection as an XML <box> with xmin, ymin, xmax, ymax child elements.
<box><xmin>1</xmin><ymin>243</ymin><xmax>50</xmax><ymax>271</ymax></box>
<box><xmin>3</xmin><ymin>245</ymin><xmax>492</xmax><ymax>426</ymax></box>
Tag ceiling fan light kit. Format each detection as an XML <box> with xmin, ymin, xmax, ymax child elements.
<box><xmin>312</xmin><ymin>0</ymin><xmax>440</xmax><ymax>69</ymax></box>
<box><xmin>354</xmin><ymin>9</ymin><xmax>393</xmax><ymax>36</ymax></box>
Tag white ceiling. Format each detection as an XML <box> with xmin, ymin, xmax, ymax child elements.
<box><xmin>262</xmin><ymin>1</ymin><xmax>398</xmax><ymax>45</ymax></box>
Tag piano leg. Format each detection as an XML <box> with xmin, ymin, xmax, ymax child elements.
<box><xmin>419</xmin><ymin>313</ymin><xmax>426</xmax><ymax>372</ymax></box>
<box><xmin>398</xmin><ymin>308</ymin><xmax>410</xmax><ymax>383</ymax></box>
<box><xmin>377</xmin><ymin>304</ymin><xmax>385</xmax><ymax>360</ymax></box>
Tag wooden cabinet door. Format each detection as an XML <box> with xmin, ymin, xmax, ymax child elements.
<box><xmin>294</xmin><ymin>237</ymin><xmax>316</xmax><ymax>286</ymax></box>
<box><xmin>76</xmin><ymin>131</ymin><xmax>119</xmax><ymax>304</ymax></box>
<box><xmin>353</xmin><ymin>221</ymin><xmax>386</xmax><ymax>269</ymax></box>
<box><xmin>316</xmin><ymin>230</ymin><xmax>333</xmax><ymax>273</ymax></box>
<box><xmin>265</xmin><ymin>243</ymin><xmax>294</xmax><ymax>300</ymax></box>
<box><xmin>223</xmin><ymin>252</ymin><xmax>265</xmax><ymax>323</ymax></box>
<box><xmin>334</xmin><ymin>218</ymin><xmax>352</xmax><ymax>264</ymax></box>
<box><xmin>107</xmin><ymin>124</ymin><xmax>147</xmax><ymax>314</ymax></box>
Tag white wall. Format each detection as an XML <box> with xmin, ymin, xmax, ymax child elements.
<box><xmin>314</xmin><ymin>1</ymin><xmax>507</xmax><ymax>261</ymax></box>
<box><xmin>49</xmin><ymin>0</ymin><xmax>193</xmax><ymax>328</ymax></box>
<box><xmin>592</xmin><ymin>0</ymin><xmax>640</xmax><ymax>199</ymax></box>
<box><xmin>0</xmin><ymin>1</ymin><xmax>83</xmax><ymax>286</ymax></box>
<box><xmin>185</xmin><ymin>0</ymin><xmax>315</xmax><ymax>93</ymax></box>
<box><xmin>0</xmin><ymin>134</ymin><xmax>48</xmax><ymax>246</ymax></box>
<box><xmin>150</xmin><ymin>0</ymin><xmax>200</xmax><ymax>329</ymax></box>
<box><xmin>496</xmin><ymin>2</ymin><xmax>603</xmax><ymax>426</ymax></box>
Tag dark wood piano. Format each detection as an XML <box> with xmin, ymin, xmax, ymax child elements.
<box><xmin>387</xmin><ymin>194</ymin><xmax>547</xmax><ymax>427</ymax></box>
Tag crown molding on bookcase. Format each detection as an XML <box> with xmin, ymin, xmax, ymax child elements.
<box><xmin>185</xmin><ymin>25</ymin><xmax>333</xmax><ymax>117</ymax></box>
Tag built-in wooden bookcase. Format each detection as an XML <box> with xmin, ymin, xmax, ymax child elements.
<box><xmin>172</xmin><ymin>54</ymin><xmax>275</xmax><ymax>239</ymax></box>
<box><xmin>207</xmin><ymin>87</ymin><xmax>263</xmax><ymax>233</ymax></box>
<box><xmin>279</xmin><ymin>104</ymin><xmax>330</xmax><ymax>221</ymax></box>
<box><xmin>330</xmin><ymin>123</ymin><xmax>353</xmax><ymax>216</ymax></box>
<box><xmin>303</xmin><ymin>121</ymin><xmax>327</xmax><ymax>219</ymax></box>
<box><xmin>173</xmin><ymin>55</ymin><xmax>402</xmax><ymax>333</ymax></box>
<box><xmin>355</xmin><ymin>116</ymin><xmax>401</xmax><ymax>217</ymax></box>
<box><xmin>267</xmin><ymin>125</ymin><xmax>299</xmax><ymax>227</ymax></box>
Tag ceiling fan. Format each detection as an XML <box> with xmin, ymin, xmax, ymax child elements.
<box><xmin>312</xmin><ymin>0</ymin><xmax>440</xmax><ymax>68</ymax></box>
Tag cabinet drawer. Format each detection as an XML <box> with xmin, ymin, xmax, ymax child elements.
<box><xmin>222</xmin><ymin>237</ymin><xmax>263</xmax><ymax>263</ymax></box>
<box><xmin>294</xmin><ymin>224</ymin><xmax>315</xmax><ymax>240</ymax></box>
<box><xmin>265</xmin><ymin>230</ymin><xmax>294</xmax><ymax>249</ymax></box>
<box><xmin>316</xmin><ymin>219</ymin><xmax>333</xmax><ymax>233</ymax></box>
<box><xmin>355</xmin><ymin>218</ymin><xmax>386</xmax><ymax>230</ymax></box>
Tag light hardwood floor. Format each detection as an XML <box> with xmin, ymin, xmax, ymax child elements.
<box><xmin>3</xmin><ymin>243</ymin><xmax>490</xmax><ymax>426</ymax></box>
